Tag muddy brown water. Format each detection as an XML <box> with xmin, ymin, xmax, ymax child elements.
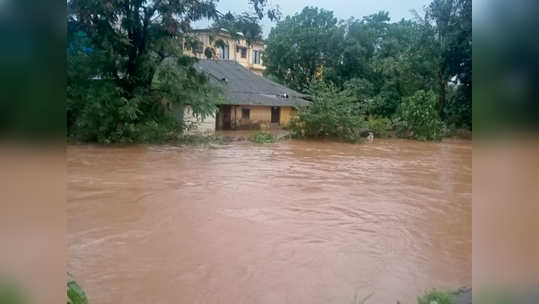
<box><xmin>68</xmin><ymin>139</ymin><xmax>471</xmax><ymax>304</ymax></box>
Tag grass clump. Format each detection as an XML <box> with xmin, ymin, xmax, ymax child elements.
<box><xmin>417</xmin><ymin>289</ymin><xmax>455</xmax><ymax>304</ymax></box>
<box><xmin>67</xmin><ymin>279</ymin><xmax>88</xmax><ymax>304</ymax></box>
<box><xmin>248</xmin><ymin>131</ymin><xmax>277</xmax><ymax>144</ymax></box>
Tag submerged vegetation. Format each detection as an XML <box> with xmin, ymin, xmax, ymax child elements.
<box><xmin>63</xmin><ymin>278</ymin><xmax>467</xmax><ymax>304</ymax></box>
<box><xmin>248</xmin><ymin>131</ymin><xmax>277</xmax><ymax>144</ymax></box>
<box><xmin>289</xmin><ymin>82</ymin><xmax>366</xmax><ymax>142</ymax></box>
<box><xmin>417</xmin><ymin>289</ymin><xmax>456</xmax><ymax>304</ymax></box>
<box><xmin>67</xmin><ymin>279</ymin><xmax>88</xmax><ymax>304</ymax></box>
<box><xmin>395</xmin><ymin>90</ymin><xmax>444</xmax><ymax>141</ymax></box>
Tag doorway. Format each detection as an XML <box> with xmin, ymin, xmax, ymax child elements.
<box><xmin>271</xmin><ymin>107</ymin><xmax>280</xmax><ymax>124</ymax></box>
<box><xmin>221</xmin><ymin>105</ymin><xmax>232</xmax><ymax>130</ymax></box>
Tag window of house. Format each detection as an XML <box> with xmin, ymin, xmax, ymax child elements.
<box><xmin>253</xmin><ymin>50</ymin><xmax>261</xmax><ymax>64</ymax></box>
<box><xmin>241</xmin><ymin>47</ymin><xmax>247</xmax><ymax>58</ymax></box>
<box><xmin>194</xmin><ymin>42</ymin><xmax>203</xmax><ymax>54</ymax></box>
<box><xmin>242</xmin><ymin>108</ymin><xmax>250</xmax><ymax>119</ymax></box>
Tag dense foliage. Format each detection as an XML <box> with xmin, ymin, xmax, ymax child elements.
<box><xmin>67</xmin><ymin>0</ymin><xmax>277</xmax><ymax>143</ymax></box>
<box><xmin>263</xmin><ymin>7</ymin><xmax>343</xmax><ymax>92</ymax></box>
<box><xmin>366</xmin><ymin>116</ymin><xmax>392</xmax><ymax>138</ymax></box>
<box><xmin>289</xmin><ymin>82</ymin><xmax>367</xmax><ymax>142</ymax></box>
<box><xmin>265</xmin><ymin>0</ymin><xmax>472</xmax><ymax>139</ymax></box>
<box><xmin>395</xmin><ymin>90</ymin><xmax>444</xmax><ymax>141</ymax></box>
<box><xmin>248</xmin><ymin>131</ymin><xmax>277</xmax><ymax>143</ymax></box>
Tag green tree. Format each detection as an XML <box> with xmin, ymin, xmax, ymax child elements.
<box><xmin>338</xmin><ymin>12</ymin><xmax>391</xmax><ymax>84</ymax></box>
<box><xmin>395</xmin><ymin>90</ymin><xmax>444</xmax><ymax>141</ymax></box>
<box><xmin>341</xmin><ymin>15</ymin><xmax>437</xmax><ymax>117</ymax></box>
<box><xmin>263</xmin><ymin>7</ymin><xmax>345</xmax><ymax>92</ymax></box>
<box><xmin>423</xmin><ymin>0</ymin><xmax>472</xmax><ymax>120</ymax></box>
<box><xmin>212</xmin><ymin>12</ymin><xmax>264</xmax><ymax>45</ymax></box>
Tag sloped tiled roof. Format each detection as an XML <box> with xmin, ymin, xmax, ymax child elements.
<box><xmin>194</xmin><ymin>60</ymin><xmax>309</xmax><ymax>107</ymax></box>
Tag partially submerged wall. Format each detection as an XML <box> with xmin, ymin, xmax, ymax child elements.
<box><xmin>233</xmin><ymin>105</ymin><xmax>296</xmax><ymax>129</ymax></box>
<box><xmin>183</xmin><ymin>106</ymin><xmax>216</xmax><ymax>135</ymax></box>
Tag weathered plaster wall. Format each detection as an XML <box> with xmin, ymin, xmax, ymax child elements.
<box><xmin>279</xmin><ymin>107</ymin><xmax>296</xmax><ymax>126</ymax></box>
<box><xmin>230</xmin><ymin>106</ymin><xmax>295</xmax><ymax>129</ymax></box>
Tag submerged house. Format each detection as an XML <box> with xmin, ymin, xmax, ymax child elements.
<box><xmin>181</xmin><ymin>29</ymin><xmax>308</xmax><ymax>133</ymax></box>
<box><xmin>188</xmin><ymin>60</ymin><xmax>309</xmax><ymax>132</ymax></box>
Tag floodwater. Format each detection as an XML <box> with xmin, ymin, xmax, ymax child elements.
<box><xmin>68</xmin><ymin>138</ymin><xmax>471</xmax><ymax>304</ymax></box>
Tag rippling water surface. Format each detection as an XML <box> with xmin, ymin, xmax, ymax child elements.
<box><xmin>68</xmin><ymin>139</ymin><xmax>471</xmax><ymax>303</ymax></box>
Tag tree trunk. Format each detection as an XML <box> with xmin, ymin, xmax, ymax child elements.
<box><xmin>438</xmin><ymin>70</ymin><xmax>447</xmax><ymax>119</ymax></box>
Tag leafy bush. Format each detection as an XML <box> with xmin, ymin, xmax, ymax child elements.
<box><xmin>444</xmin><ymin>85</ymin><xmax>472</xmax><ymax>130</ymax></box>
<box><xmin>248</xmin><ymin>131</ymin><xmax>277</xmax><ymax>143</ymax></box>
<box><xmin>417</xmin><ymin>289</ymin><xmax>455</xmax><ymax>304</ymax></box>
<box><xmin>289</xmin><ymin>82</ymin><xmax>367</xmax><ymax>142</ymax></box>
<box><xmin>367</xmin><ymin>115</ymin><xmax>391</xmax><ymax>138</ymax></box>
<box><xmin>135</xmin><ymin>119</ymin><xmax>182</xmax><ymax>143</ymax></box>
<box><xmin>67</xmin><ymin>280</ymin><xmax>88</xmax><ymax>304</ymax></box>
<box><xmin>395</xmin><ymin>90</ymin><xmax>444</xmax><ymax>141</ymax></box>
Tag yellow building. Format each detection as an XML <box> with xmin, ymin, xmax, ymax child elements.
<box><xmin>182</xmin><ymin>30</ymin><xmax>308</xmax><ymax>133</ymax></box>
<box><xmin>185</xmin><ymin>29</ymin><xmax>266</xmax><ymax>76</ymax></box>
<box><xmin>193</xmin><ymin>60</ymin><xmax>309</xmax><ymax>131</ymax></box>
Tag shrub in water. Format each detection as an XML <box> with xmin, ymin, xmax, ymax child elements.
<box><xmin>417</xmin><ymin>289</ymin><xmax>455</xmax><ymax>304</ymax></box>
<box><xmin>367</xmin><ymin>115</ymin><xmax>392</xmax><ymax>138</ymax></box>
<box><xmin>396</xmin><ymin>90</ymin><xmax>444</xmax><ymax>141</ymax></box>
<box><xmin>248</xmin><ymin>131</ymin><xmax>277</xmax><ymax>144</ymax></box>
<box><xmin>67</xmin><ymin>280</ymin><xmax>88</xmax><ymax>304</ymax></box>
<box><xmin>289</xmin><ymin>82</ymin><xmax>367</xmax><ymax>142</ymax></box>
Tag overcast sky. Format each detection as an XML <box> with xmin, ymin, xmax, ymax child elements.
<box><xmin>194</xmin><ymin>0</ymin><xmax>431</xmax><ymax>37</ymax></box>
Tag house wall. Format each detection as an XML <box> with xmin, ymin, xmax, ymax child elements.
<box><xmin>184</xmin><ymin>31</ymin><xmax>265</xmax><ymax>75</ymax></box>
<box><xmin>217</xmin><ymin>105</ymin><xmax>296</xmax><ymax>129</ymax></box>
<box><xmin>183</xmin><ymin>106</ymin><xmax>216</xmax><ymax>135</ymax></box>
<box><xmin>280</xmin><ymin>107</ymin><xmax>296</xmax><ymax>125</ymax></box>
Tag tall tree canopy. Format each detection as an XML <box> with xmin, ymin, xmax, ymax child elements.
<box><xmin>423</xmin><ymin>0</ymin><xmax>472</xmax><ymax>121</ymax></box>
<box><xmin>263</xmin><ymin>7</ymin><xmax>344</xmax><ymax>92</ymax></box>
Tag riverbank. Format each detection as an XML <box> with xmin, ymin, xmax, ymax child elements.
<box><xmin>67</xmin><ymin>126</ymin><xmax>472</xmax><ymax>147</ymax></box>
<box><xmin>67</xmin><ymin>278</ymin><xmax>471</xmax><ymax>304</ymax></box>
